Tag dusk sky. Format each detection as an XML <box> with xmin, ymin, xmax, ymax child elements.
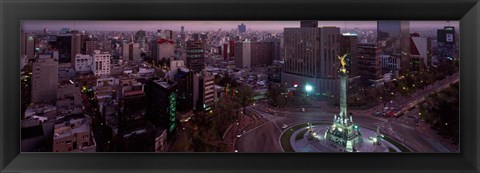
<box><xmin>22</xmin><ymin>20</ymin><xmax>459</xmax><ymax>32</ymax></box>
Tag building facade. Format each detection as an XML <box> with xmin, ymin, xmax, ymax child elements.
<box><xmin>93</xmin><ymin>50</ymin><xmax>111</xmax><ymax>76</ymax></box>
<box><xmin>32</xmin><ymin>56</ymin><xmax>58</xmax><ymax>103</ymax></box>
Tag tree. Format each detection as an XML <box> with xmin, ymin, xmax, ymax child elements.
<box><xmin>235</xmin><ymin>85</ymin><xmax>255</xmax><ymax>116</ymax></box>
<box><xmin>267</xmin><ymin>84</ymin><xmax>288</xmax><ymax>108</ymax></box>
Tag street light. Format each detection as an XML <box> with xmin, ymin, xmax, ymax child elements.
<box><xmin>305</xmin><ymin>84</ymin><xmax>313</xmax><ymax>93</ymax></box>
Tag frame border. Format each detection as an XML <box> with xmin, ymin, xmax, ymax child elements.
<box><xmin>1</xmin><ymin>0</ymin><xmax>479</xmax><ymax>172</ymax></box>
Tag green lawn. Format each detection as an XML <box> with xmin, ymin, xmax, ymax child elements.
<box><xmin>280</xmin><ymin>122</ymin><xmax>327</xmax><ymax>152</ymax></box>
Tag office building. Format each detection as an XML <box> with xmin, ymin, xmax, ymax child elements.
<box><xmin>340</xmin><ymin>33</ymin><xmax>359</xmax><ymax>76</ymax></box>
<box><xmin>186</xmin><ymin>40</ymin><xmax>205</xmax><ymax>73</ymax></box>
<box><xmin>32</xmin><ymin>56</ymin><xmax>58</xmax><ymax>103</ymax></box>
<box><xmin>234</xmin><ymin>40</ymin><xmax>251</xmax><ymax>69</ymax></box>
<box><xmin>122</xmin><ymin>42</ymin><xmax>140</xmax><ymax>61</ymax></box>
<box><xmin>436</xmin><ymin>26</ymin><xmax>457</xmax><ymax>61</ymax></box>
<box><xmin>156</xmin><ymin>38</ymin><xmax>175</xmax><ymax>60</ymax></box>
<box><xmin>175</xmin><ymin>67</ymin><xmax>194</xmax><ymax>112</ymax></box>
<box><xmin>410</xmin><ymin>33</ymin><xmax>429</xmax><ymax>70</ymax></box>
<box><xmin>357</xmin><ymin>43</ymin><xmax>382</xmax><ymax>86</ymax></box>
<box><xmin>193</xmin><ymin>72</ymin><xmax>215</xmax><ymax>112</ymax></box>
<box><xmin>146</xmin><ymin>79</ymin><xmax>177</xmax><ymax>133</ymax></box>
<box><xmin>238</xmin><ymin>23</ymin><xmax>247</xmax><ymax>33</ymax></box>
<box><xmin>377</xmin><ymin>21</ymin><xmax>410</xmax><ymax>73</ymax></box>
<box><xmin>282</xmin><ymin>22</ymin><xmax>341</xmax><ymax>95</ymax></box>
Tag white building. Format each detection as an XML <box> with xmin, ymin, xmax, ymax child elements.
<box><xmin>93</xmin><ymin>50</ymin><xmax>111</xmax><ymax>76</ymax></box>
<box><xmin>74</xmin><ymin>54</ymin><xmax>93</xmax><ymax>72</ymax></box>
<box><xmin>410</xmin><ymin>35</ymin><xmax>429</xmax><ymax>69</ymax></box>
<box><xmin>234</xmin><ymin>40</ymin><xmax>251</xmax><ymax>69</ymax></box>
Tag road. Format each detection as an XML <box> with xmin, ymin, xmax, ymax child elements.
<box><xmin>234</xmin><ymin>73</ymin><xmax>459</xmax><ymax>153</ymax></box>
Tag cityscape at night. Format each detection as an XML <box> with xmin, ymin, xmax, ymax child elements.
<box><xmin>20</xmin><ymin>20</ymin><xmax>459</xmax><ymax>152</ymax></box>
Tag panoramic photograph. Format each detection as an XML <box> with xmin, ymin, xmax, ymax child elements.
<box><xmin>20</xmin><ymin>20</ymin><xmax>459</xmax><ymax>153</ymax></box>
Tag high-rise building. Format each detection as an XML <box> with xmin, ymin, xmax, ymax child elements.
<box><xmin>436</xmin><ymin>26</ymin><xmax>457</xmax><ymax>61</ymax></box>
<box><xmin>56</xmin><ymin>34</ymin><xmax>73</xmax><ymax>64</ymax></box>
<box><xmin>175</xmin><ymin>67</ymin><xmax>194</xmax><ymax>112</ymax></box>
<box><xmin>122</xmin><ymin>42</ymin><xmax>140</xmax><ymax>61</ymax></box>
<box><xmin>222</xmin><ymin>39</ymin><xmax>236</xmax><ymax>60</ymax></box>
<box><xmin>410</xmin><ymin>33</ymin><xmax>429</xmax><ymax>70</ymax></box>
<box><xmin>282</xmin><ymin>22</ymin><xmax>341</xmax><ymax>95</ymax></box>
<box><xmin>264</xmin><ymin>37</ymin><xmax>281</xmax><ymax>61</ymax></box>
<box><xmin>377</xmin><ymin>21</ymin><xmax>410</xmax><ymax>73</ymax></box>
<box><xmin>85</xmin><ymin>40</ymin><xmax>97</xmax><ymax>55</ymax></box>
<box><xmin>186</xmin><ymin>40</ymin><xmax>205</xmax><ymax>73</ymax></box>
<box><xmin>300</xmin><ymin>21</ymin><xmax>318</xmax><ymax>28</ymax></box>
<box><xmin>357</xmin><ymin>43</ymin><xmax>382</xmax><ymax>85</ymax></box>
<box><xmin>32</xmin><ymin>56</ymin><xmax>58</xmax><ymax>103</ymax></box>
<box><xmin>234</xmin><ymin>40</ymin><xmax>251</xmax><ymax>69</ymax></box>
<box><xmin>146</xmin><ymin>79</ymin><xmax>177</xmax><ymax>133</ymax></box>
<box><xmin>238</xmin><ymin>23</ymin><xmax>247</xmax><ymax>33</ymax></box>
<box><xmin>156</xmin><ymin>38</ymin><xmax>175</xmax><ymax>60</ymax></box>
<box><xmin>193</xmin><ymin>72</ymin><xmax>215</xmax><ymax>112</ymax></box>
<box><xmin>93</xmin><ymin>50</ymin><xmax>111</xmax><ymax>76</ymax></box>
<box><xmin>135</xmin><ymin>30</ymin><xmax>147</xmax><ymax>48</ymax></box>
<box><xmin>22</xmin><ymin>33</ymin><xmax>36</xmax><ymax>59</ymax></box>
<box><xmin>340</xmin><ymin>33</ymin><xmax>359</xmax><ymax>76</ymax></box>
<box><xmin>251</xmin><ymin>41</ymin><xmax>275</xmax><ymax>67</ymax></box>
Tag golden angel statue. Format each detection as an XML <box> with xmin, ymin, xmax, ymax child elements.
<box><xmin>338</xmin><ymin>54</ymin><xmax>348</xmax><ymax>70</ymax></box>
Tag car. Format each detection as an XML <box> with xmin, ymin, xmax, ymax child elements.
<box><xmin>372</xmin><ymin>112</ymin><xmax>382</xmax><ymax>116</ymax></box>
<box><xmin>237</xmin><ymin>134</ymin><xmax>242</xmax><ymax>138</ymax></box>
<box><xmin>301</xmin><ymin>108</ymin><xmax>306</xmax><ymax>112</ymax></box>
<box><xmin>282</xmin><ymin>124</ymin><xmax>288</xmax><ymax>129</ymax></box>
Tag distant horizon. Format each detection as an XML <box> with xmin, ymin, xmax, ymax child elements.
<box><xmin>22</xmin><ymin>20</ymin><xmax>459</xmax><ymax>32</ymax></box>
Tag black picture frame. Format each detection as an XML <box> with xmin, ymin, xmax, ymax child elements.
<box><xmin>1</xmin><ymin>0</ymin><xmax>479</xmax><ymax>172</ymax></box>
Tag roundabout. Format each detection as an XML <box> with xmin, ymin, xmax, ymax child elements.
<box><xmin>280</xmin><ymin>122</ymin><xmax>411</xmax><ymax>152</ymax></box>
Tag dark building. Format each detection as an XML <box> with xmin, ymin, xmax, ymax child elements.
<box><xmin>56</xmin><ymin>34</ymin><xmax>73</xmax><ymax>64</ymax></box>
<box><xmin>175</xmin><ymin>67</ymin><xmax>194</xmax><ymax>113</ymax></box>
<box><xmin>186</xmin><ymin>40</ymin><xmax>205</xmax><ymax>73</ymax></box>
<box><xmin>340</xmin><ymin>34</ymin><xmax>359</xmax><ymax>76</ymax></box>
<box><xmin>300</xmin><ymin>20</ymin><xmax>318</xmax><ymax>28</ymax></box>
<box><xmin>264</xmin><ymin>37</ymin><xmax>281</xmax><ymax>61</ymax></box>
<box><xmin>251</xmin><ymin>41</ymin><xmax>275</xmax><ymax>67</ymax></box>
<box><xmin>357</xmin><ymin>43</ymin><xmax>382</xmax><ymax>85</ymax></box>
<box><xmin>146</xmin><ymin>79</ymin><xmax>177</xmax><ymax>134</ymax></box>
<box><xmin>436</xmin><ymin>26</ymin><xmax>457</xmax><ymax>61</ymax></box>
<box><xmin>238</xmin><ymin>23</ymin><xmax>247</xmax><ymax>33</ymax></box>
<box><xmin>117</xmin><ymin>82</ymin><xmax>147</xmax><ymax>134</ymax></box>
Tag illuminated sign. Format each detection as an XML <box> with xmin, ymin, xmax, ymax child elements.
<box><xmin>446</xmin><ymin>33</ymin><xmax>453</xmax><ymax>42</ymax></box>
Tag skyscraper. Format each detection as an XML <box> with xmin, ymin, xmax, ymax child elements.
<box><xmin>437</xmin><ymin>26</ymin><xmax>457</xmax><ymax>61</ymax></box>
<box><xmin>238</xmin><ymin>23</ymin><xmax>246</xmax><ymax>33</ymax></box>
<box><xmin>32</xmin><ymin>56</ymin><xmax>58</xmax><ymax>103</ymax></box>
<box><xmin>234</xmin><ymin>40</ymin><xmax>251</xmax><ymax>69</ymax></box>
<box><xmin>282</xmin><ymin>21</ymin><xmax>341</xmax><ymax>95</ymax></box>
<box><xmin>357</xmin><ymin>43</ymin><xmax>382</xmax><ymax>85</ymax></box>
<box><xmin>377</xmin><ymin>21</ymin><xmax>410</xmax><ymax>73</ymax></box>
<box><xmin>340</xmin><ymin>33</ymin><xmax>359</xmax><ymax>76</ymax></box>
<box><xmin>186</xmin><ymin>40</ymin><xmax>205</xmax><ymax>73</ymax></box>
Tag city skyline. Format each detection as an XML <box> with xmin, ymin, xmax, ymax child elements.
<box><xmin>22</xmin><ymin>20</ymin><xmax>459</xmax><ymax>32</ymax></box>
<box><xmin>20</xmin><ymin>20</ymin><xmax>460</xmax><ymax>153</ymax></box>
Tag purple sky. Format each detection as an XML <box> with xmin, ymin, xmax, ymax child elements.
<box><xmin>22</xmin><ymin>20</ymin><xmax>459</xmax><ymax>32</ymax></box>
